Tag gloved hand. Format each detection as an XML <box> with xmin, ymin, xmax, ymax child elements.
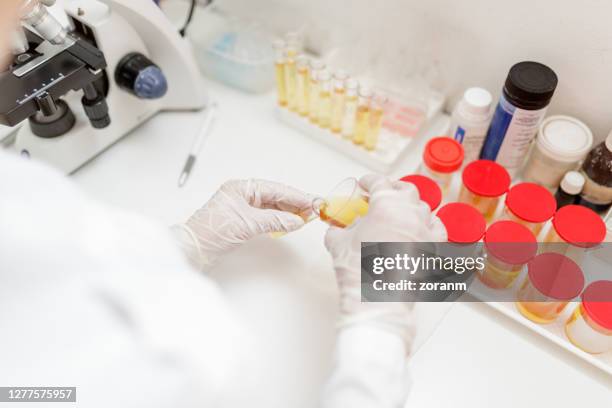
<box><xmin>324</xmin><ymin>174</ymin><xmax>447</xmax><ymax>352</ymax></box>
<box><xmin>173</xmin><ymin>179</ymin><xmax>313</xmax><ymax>269</ymax></box>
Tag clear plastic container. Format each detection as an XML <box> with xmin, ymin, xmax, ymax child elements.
<box><xmin>418</xmin><ymin>137</ymin><xmax>464</xmax><ymax>196</ymax></box>
<box><xmin>516</xmin><ymin>253</ymin><xmax>584</xmax><ymax>324</ymax></box>
<box><xmin>522</xmin><ymin>115</ymin><xmax>593</xmax><ymax>191</ymax></box>
<box><xmin>195</xmin><ymin>15</ymin><xmax>275</xmax><ymax>93</ymax></box>
<box><xmin>544</xmin><ymin>204</ymin><xmax>607</xmax><ymax>264</ymax></box>
<box><xmin>565</xmin><ymin>281</ymin><xmax>612</xmax><ymax>354</ymax></box>
<box><xmin>313</xmin><ymin>178</ymin><xmax>369</xmax><ymax>228</ymax></box>
<box><xmin>400</xmin><ymin>174</ymin><xmax>443</xmax><ymax>211</ymax></box>
<box><xmin>479</xmin><ymin>221</ymin><xmax>537</xmax><ymax>289</ymax></box>
<box><xmin>458</xmin><ymin>160</ymin><xmax>511</xmax><ymax>223</ymax></box>
<box><xmin>502</xmin><ymin>182</ymin><xmax>557</xmax><ymax>237</ymax></box>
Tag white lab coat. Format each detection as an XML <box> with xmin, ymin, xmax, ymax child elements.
<box><xmin>0</xmin><ymin>150</ymin><xmax>411</xmax><ymax>407</ymax></box>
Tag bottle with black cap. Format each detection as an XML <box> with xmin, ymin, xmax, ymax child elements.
<box><xmin>480</xmin><ymin>61</ymin><xmax>558</xmax><ymax>177</ymax></box>
<box><xmin>577</xmin><ymin>130</ymin><xmax>612</xmax><ymax>214</ymax></box>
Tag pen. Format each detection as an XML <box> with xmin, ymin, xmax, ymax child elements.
<box><xmin>178</xmin><ymin>102</ymin><xmax>217</xmax><ymax>187</ymax></box>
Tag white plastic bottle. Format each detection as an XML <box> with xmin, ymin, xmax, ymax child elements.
<box><xmin>448</xmin><ymin>87</ymin><xmax>493</xmax><ymax>165</ymax></box>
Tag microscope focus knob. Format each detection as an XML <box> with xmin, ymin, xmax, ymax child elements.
<box><xmin>115</xmin><ymin>52</ymin><xmax>168</xmax><ymax>99</ymax></box>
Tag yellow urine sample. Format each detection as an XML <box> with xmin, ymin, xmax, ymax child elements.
<box><xmin>318</xmin><ymin>90</ymin><xmax>332</xmax><ymax>128</ymax></box>
<box><xmin>285</xmin><ymin>58</ymin><xmax>297</xmax><ymax>112</ymax></box>
<box><xmin>297</xmin><ymin>66</ymin><xmax>309</xmax><ymax>116</ymax></box>
<box><xmin>330</xmin><ymin>88</ymin><xmax>345</xmax><ymax>133</ymax></box>
<box><xmin>458</xmin><ymin>187</ymin><xmax>500</xmax><ymax>223</ymax></box>
<box><xmin>320</xmin><ymin>196</ymin><xmax>369</xmax><ymax>228</ymax></box>
<box><xmin>353</xmin><ymin>106</ymin><xmax>370</xmax><ymax>145</ymax></box>
<box><xmin>516</xmin><ymin>301</ymin><xmax>568</xmax><ymax>324</ymax></box>
<box><xmin>308</xmin><ymin>78</ymin><xmax>320</xmax><ymax>123</ymax></box>
<box><xmin>365</xmin><ymin>106</ymin><xmax>384</xmax><ymax>151</ymax></box>
<box><xmin>275</xmin><ymin>62</ymin><xmax>287</xmax><ymax>107</ymax></box>
<box><xmin>341</xmin><ymin>95</ymin><xmax>358</xmax><ymax>139</ymax></box>
<box><xmin>477</xmin><ymin>259</ymin><xmax>522</xmax><ymax>289</ymax></box>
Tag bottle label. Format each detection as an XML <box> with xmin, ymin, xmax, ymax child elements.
<box><xmin>454</xmin><ymin>124</ymin><xmax>487</xmax><ymax>164</ymax></box>
<box><xmin>480</xmin><ymin>94</ymin><xmax>547</xmax><ymax>173</ymax></box>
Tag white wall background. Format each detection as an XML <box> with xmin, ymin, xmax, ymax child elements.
<box><xmin>215</xmin><ymin>0</ymin><xmax>612</xmax><ymax>142</ymax></box>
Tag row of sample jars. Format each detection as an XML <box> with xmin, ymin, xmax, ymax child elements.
<box><xmin>450</xmin><ymin>79</ymin><xmax>611</xmax><ymax>216</ymax></box>
<box><xmin>273</xmin><ymin>37</ymin><xmax>386</xmax><ymax>152</ymax></box>
<box><xmin>433</xmin><ymin>201</ymin><xmax>612</xmax><ymax>355</ymax></box>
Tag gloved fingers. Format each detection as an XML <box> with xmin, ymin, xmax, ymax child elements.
<box><xmin>429</xmin><ymin>215</ymin><xmax>448</xmax><ymax>242</ymax></box>
<box><xmin>359</xmin><ymin>174</ymin><xmax>393</xmax><ymax>195</ymax></box>
<box><xmin>255</xmin><ymin>208</ymin><xmax>306</xmax><ymax>234</ymax></box>
<box><xmin>324</xmin><ymin>226</ymin><xmax>346</xmax><ymax>254</ymax></box>
<box><xmin>245</xmin><ymin>179</ymin><xmax>315</xmax><ymax>214</ymax></box>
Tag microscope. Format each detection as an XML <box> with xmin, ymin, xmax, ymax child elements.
<box><xmin>0</xmin><ymin>0</ymin><xmax>207</xmax><ymax>173</ymax></box>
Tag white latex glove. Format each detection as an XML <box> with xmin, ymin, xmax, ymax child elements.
<box><xmin>324</xmin><ymin>174</ymin><xmax>447</xmax><ymax>351</ymax></box>
<box><xmin>173</xmin><ymin>179</ymin><xmax>313</xmax><ymax>268</ymax></box>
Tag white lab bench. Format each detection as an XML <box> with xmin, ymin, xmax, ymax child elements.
<box><xmin>72</xmin><ymin>78</ymin><xmax>611</xmax><ymax>407</ymax></box>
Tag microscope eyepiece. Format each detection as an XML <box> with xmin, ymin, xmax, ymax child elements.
<box><xmin>20</xmin><ymin>0</ymin><xmax>67</xmax><ymax>45</ymax></box>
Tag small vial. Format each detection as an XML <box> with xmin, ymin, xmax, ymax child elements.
<box><xmin>341</xmin><ymin>79</ymin><xmax>359</xmax><ymax>139</ymax></box>
<box><xmin>479</xmin><ymin>221</ymin><xmax>537</xmax><ymax>290</ymax></box>
<box><xmin>516</xmin><ymin>253</ymin><xmax>584</xmax><ymax>324</ymax></box>
<box><xmin>555</xmin><ymin>171</ymin><xmax>585</xmax><ymax>209</ymax></box>
<box><xmin>502</xmin><ymin>182</ymin><xmax>557</xmax><ymax>237</ymax></box>
<box><xmin>330</xmin><ymin>70</ymin><xmax>349</xmax><ymax>133</ymax></box>
<box><xmin>296</xmin><ymin>55</ymin><xmax>310</xmax><ymax>116</ymax></box>
<box><xmin>272</xmin><ymin>40</ymin><xmax>287</xmax><ymax>107</ymax></box>
<box><xmin>365</xmin><ymin>94</ymin><xmax>387</xmax><ymax>151</ymax></box>
<box><xmin>418</xmin><ymin>137</ymin><xmax>464</xmax><ymax>196</ymax></box>
<box><xmin>284</xmin><ymin>46</ymin><xmax>298</xmax><ymax>112</ymax></box>
<box><xmin>458</xmin><ymin>160</ymin><xmax>511</xmax><ymax>223</ymax></box>
<box><xmin>353</xmin><ymin>87</ymin><xmax>373</xmax><ymax>145</ymax></box>
<box><xmin>308</xmin><ymin>60</ymin><xmax>325</xmax><ymax>124</ymax></box>
<box><xmin>317</xmin><ymin>69</ymin><xmax>332</xmax><ymax>129</ymax></box>
<box><xmin>565</xmin><ymin>281</ymin><xmax>612</xmax><ymax>354</ymax></box>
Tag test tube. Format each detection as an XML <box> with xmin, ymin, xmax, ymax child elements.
<box><xmin>353</xmin><ymin>87</ymin><xmax>373</xmax><ymax>145</ymax></box>
<box><xmin>317</xmin><ymin>69</ymin><xmax>332</xmax><ymax>129</ymax></box>
<box><xmin>330</xmin><ymin>70</ymin><xmax>349</xmax><ymax>133</ymax></box>
<box><xmin>308</xmin><ymin>60</ymin><xmax>325</xmax><ymax>124</ymax></box>
<box><xmin>341</xmin><ymin>79</ymin><xmax>359</xmax><ymax>140</ymax></box>
<box><xmin>296</xmin><ymin>55</ymin><xmax>310</xmax><ymax>116</ymax></box>
<box><xmin>284</xmin><ymin>45</ymin><xmax>298</xmax><ymax>112</ymax></box>
<box><xmin>365</xmin><ymin>94</ymin><xmax>387</xmax><ymax>151</ymax></box>
<box><xmin>272</xmin><ymin>40</ymin><xmax>287</xmax><ymax>107</ymax></box>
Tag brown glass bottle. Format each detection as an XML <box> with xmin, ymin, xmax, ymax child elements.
<box><xmin>577</xmin><ymin>132</ymin><xmax>612</xmax><ymax>214</ymax></box>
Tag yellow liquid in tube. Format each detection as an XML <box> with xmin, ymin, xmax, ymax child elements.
<box><xmin>331</xmin><ymin>88</ymin><xmax>345</xmax><ymax>133</ymax></box>
<box><xmin>285</xmin><ymin>54</ymin><xmax>297</xmax><ymax>112</ymax></box>
<box><xmin>320</xmin><ymin>197</ymin><xmax>369</xmax><ymax>228</ymax></box>
<box><xmin>365</xmin><ymin>106</ymin><xmax>383</xmax><ymax>150</ymax></box>
<box><xmin>297</xmin><ymin>66</ymin><xmax>309</xmax><ymax>116</ymax></box>
<box><xmin>275</xmin><ymin>62</ymin><xmax>287</xmax><ymax>107</ymax></box>
<box><xmin>341</xmin><ymin>94</ymin><xmax>358</xmax><ymax>139</ymax></box>
<box><xmin>308</xmin><ymin>79</ymin><xmax>320</xmax><ymax>123</ymax></box>
<box><xmin>318</xmin><ymin>90</ymin><xmax>332</xmax><ymax>128</ymax></box>
<box><xmin>353</xmin><ymin>106</ymin><xmax>370</xmax><ymax>145</ymax></box>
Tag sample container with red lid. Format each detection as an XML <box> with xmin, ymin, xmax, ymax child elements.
<box><xmin>479</xmin><ymin>220</ymin><xmax>537</xmax><ymax>289</ymax></box>
<box><xmin>418</xmin><ymin>137</ymin><xmax>464</xmax><ymax>196</ymax></box>
<box><xmin>516</xmin><ymin>253</ymin><xmax>585</xmax><ymax>324</ymax></box>
<box><xmin>458</xmin><ymin>160</ymin><xmax>511</xmax><ymax>222</ymax></box>
<box><xmin>565</xmin><ymin>280</ymin><xmax>612</xmax><ymax>354</ymax></box>
<box><xmin>399</xmin><ymin>174</ymin><xmax>443</xmax><ymax>211</ymax></box>
<box><xmin>436</xmin><ymin>202</ymin><xmax>486</xmax><ymax>259</ymax></box>
<box><xmin>544</xmin><ymin>205</ymin><xmax>607</xmax><ymax>264</ymax></box>
<box><xmin>503</xmin><ymin>182</ymin><xmax>557</xmax><ymax>236</ymax></box>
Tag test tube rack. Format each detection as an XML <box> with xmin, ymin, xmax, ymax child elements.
<box><xmin>275</xmin><ymin>92</ymin><xmax>447</xmax><ymax>174</ymax></box>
